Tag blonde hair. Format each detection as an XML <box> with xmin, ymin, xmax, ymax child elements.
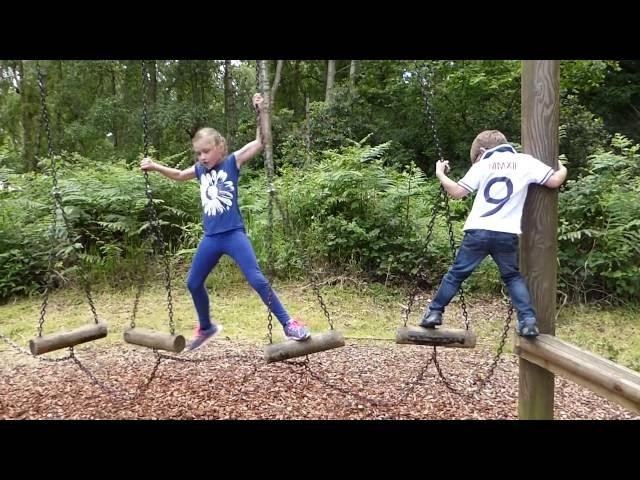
<box><xmin>192</xmin><ymin>127</ymin><xmax>228</xmax><ymax>155</ymax></box>
<box><xmin>469</xmin><ymin>130</ymin><xmax>508</xmax><ymax>163</ymax></box>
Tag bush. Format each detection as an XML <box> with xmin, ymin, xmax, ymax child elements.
<box><xmin>558</xmin><ymin>134</ymin><xmax>640</xmax><ymax>303</ymax></box>
<box><xmin>0</xmin><ymin>154</ymin><xmax>201</xmax><ymax>300</ymax></box>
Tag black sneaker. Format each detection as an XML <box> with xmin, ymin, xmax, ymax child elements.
<box><xmin>516</xmin><ymin>319</ymin><xmax>539</xmax><ymax>338</ymax></box>
<box><xmin>419</xmin><ymin>310</ymin><xmax>443</xmax><ymax>329</ymax></box>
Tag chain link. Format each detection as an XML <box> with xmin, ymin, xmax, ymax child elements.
<box><xmin>255</xmin><ymin>64</ymin><xmax>276</xmax><ymax>343</ymax></box>
<box><xmin>416</xmin><ymin>61</ymin><xmax>472</xmax><ymax>330</ymax></box>
<box><xmin>70</xmin><ymin>348</ymin><xmax>163</xmax><ymax>402</ymax></box>
<box><xmin>256</xmin><ymin>62</ymin><xmax>335</xmax><ymax>336</ymax></box>
<box><xmin>442</xmin><ymin>191</ymin><xmax>470</xmax><ymax>330</ymax></box>
<box><xmin>35</xmin><ymin>61</ymin><xmax>58</xmax><ymax>337</ymax></box>
<box><xmin>290</xmin><ymin>354</ymin><xmax>433</xmax><ymax>407</ymax></box>
<box><xmin>35</xmin><ymin>61</ymin><xmax>100</xmax><ymax>340</ymax></box>
<box><xmin>403</xmin><ymin>62</ymin><xmax>449</xmax><ymax>327</ymax></box>
<box><xmin>403</xmin><ymin>190</ymin><xmax>441</xmax><ymax>327</ymax></box>
<box><xmin>404</xmin><ymin>61</ymin><xmax>516</xmax><ymax>394</ymax></box>
<box><xmin>272</xmin><ymin>180</ymin><xmax>334</xmax><ymax>330</ymax></box>
<box><xmin>0</xmin><ymin>333</ymin><xmax>73</xmax><ymax>362</ymax></box>
<box><xmin>137</xmin><ymin>60</ymin><xmax>176</xmax><ymax>335</ymax></box>
<box><xmin>427</xmin><ymin>303</ymin><xmax>513</xmax><ymax>395</ymax></box>
<box><xmin>266</xmin><ymin>183</ymin><xmax>275</xmax><ymax>344</ymax></box>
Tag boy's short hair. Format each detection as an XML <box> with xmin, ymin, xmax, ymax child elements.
<box><xmin>470</xmin><ymin>130</ymin><xmax>509</xmax><ymax>163</ymax></box>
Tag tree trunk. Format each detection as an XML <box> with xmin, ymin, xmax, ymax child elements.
<box><xmin>325</xmin><ymin>60</ymin><xmax>336</xmax><ymax>103</ymax></box>
<box><xmin>149</xmin><ymin>60</ymin><xmax>161</xmax><ymax>153</ymax></box>
<box><xmin>1</xmin><ymin>62</ymin><xmax>23</xmax><ymax>152</ymax></box>
<box><xmin>349</xmin><ymin>60</ymin><xmax>358</xmax><ymax>97</ymax></box>
<box><xmin>224</xmin><ymin>60</ymin><xmax>235</xmax><ymax>147</ymax></box>
<box><xmin>257</xmin><ymin>60</ymin><xmax>274</xmax><ymax>177</ymax></box>
<box><xmin>271</xmin><ymin>60</ymin><xmax>284</xmax><ymax>106</ymax></box>
<box><xmin>19</xmin><ymin>60</ymin><xmax>39</xmax><ymax>172</ymax></box>
<box><xmin>305</xmin><ymin>95</ymin><xmax>311</xmax><ymax>165</ymax></box>
<box><xmin>110</xmin><ymin>65</ymin><xmax>119</xmax><ymax>149</ymax></box>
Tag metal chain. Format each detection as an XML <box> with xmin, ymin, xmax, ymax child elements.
<box><xmin>0</xmin><ymin>333</ymin><xmax>72</xmax><ymax>362</ymax></box>
<box><xmin>470</xmin><ymin>303</ymin><xmax>514</xmax><ymax>390</ymax></box>
<box><xmin>403</xmin><ymin>191</ymin><xmax>441</xmax><ymax>327</ymax></box>
<box><xmin>70</xmin><ymin>348</ymin><xmax>163</xmax><ymax>402</ymax></box>
<box><xmin>408</xmin><ymin>61</ymin><xmax>515</xmax><ymax>394</ymax></box>
<box><xmin>255</xmin><ymin>63</ymin><xmax>276</xmax><ymax>343</ymax></box>
<box><xmin>36</xmin><ymin>61</ymin><xmax>57</xmax><ymax>338</ymax></box>
<box><xmin>138</xmin><ymin>60</ymin><xmax>176</xmax><ymax>335</ymax></box>
<box><xmin>157</xmin><ymin>349</ymin><xmax>264</xmax><ymax>384</ymax></box>
<box><xmin>402</xmin><ymin>62</ymin><xmax>450</xmax><ymax>327</ymax></box>
<box><xmin>419</xmin><ymin>62</ymin><xmax>444</xmax><ymax>162</ymax></box>
<box><xmin>417</xmin><ymin>61</ymin><xmax>471</xmax><ymax>330</ymax></box>
<box><xmin>431</xmin><ymin>303</ymin><xmax>514</xmax><ymax>396</ymax></box>
<box><xmin>274</xmin><ymin>188</ymin><xmax>334</xmax><ymax>330</ymax></box>
<box><xmin>255</xmin><ymin>61</ymin><xmax>334</xmax><ymax>333</ymax></box>
<box><xmin>442</xmin><ymin>191</ymin><xmax>470</xmax><ymax>330</ymax></box>
<box><xmin>293</xmin><ymin>354</ymin><xmax>434</xmax><ymax>407</ymax></box>
<box><xmin>266</xmin><ymin>183</ymin><xmax>275</xmax><ymax>344</ymax></box>
<box><xmin>35</xmin><ymin>61</ymin><xmax>99</xmax><ymax>340</ymax></box>
<box><xmin>305</xmin><ymin>261</ymin><xmax>334</xmax><ymax>330</ymax></box>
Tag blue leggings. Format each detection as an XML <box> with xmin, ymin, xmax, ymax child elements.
<box><xmin>186</xmin><ymin>229</ymin><xmax>291</xmax><ymax>330</ymax></box>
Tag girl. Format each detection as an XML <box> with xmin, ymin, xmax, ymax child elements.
<box><xmin>140</xmin><ymin>93</ymin><xmax>310</xmax><ymax>350</ymax></box>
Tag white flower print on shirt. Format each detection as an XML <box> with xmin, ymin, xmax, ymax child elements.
<box><xmin>200</xmin><ymin>169</ymin><xmax>234</xmax><ymax>216</ymax></box>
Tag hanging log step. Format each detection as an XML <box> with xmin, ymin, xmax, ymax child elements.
<box><xmin>395</xmin><ymin>326</ymin><xmax>476</xmax><ymax>348</ymax></box>
<box><xmin>30</xmin><ymin>322</ymin><xmax>108</xmax><ymax>355</ymax></box>
<box><xmin>123</xmin><ymin>328</ymin><xmax>185</xmax><ymax>353</ymax></box>
<box><xmin>264</xmin><ymin>330</ymin><xmax>345</xmax><ymax>364</ymax></box>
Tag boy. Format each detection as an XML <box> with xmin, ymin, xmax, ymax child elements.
<box><xmin>420</xmin><ymin>130</ymin><xmax>567</xmax><ymax>337</ymax></box>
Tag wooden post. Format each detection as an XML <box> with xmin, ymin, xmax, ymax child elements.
<box><xmin>519</xmin><ymin>60</ymin><xmax>560</xmax><ymax>419</ymax></box>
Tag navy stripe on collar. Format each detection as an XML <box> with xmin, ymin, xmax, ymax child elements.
<box><xmin>481</xmin><ymin>144</ymin><xmax>517</xmax><ymax>161</ymax></box>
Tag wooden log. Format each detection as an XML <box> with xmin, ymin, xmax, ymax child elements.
<box><xmin>395</xmin><ymin>326</ymin><xmax>476</xmax><ymax>348</ymax></box>
<box><xmin>264</xmin><ymin>330</ymin><xmax>345</xmax><ymax>364</ymax></box>
<box><xmin>30</xmin><ymin>322</ymin><xmax>108</xmax><ymax>355</ymax></box>
<box><xmin>519</xmin><ymin>59</ymin><xmax>560</xmax><ymax>419</ymax></box>
<box><xmin>123</xmin><ymin>328</ymin><xmax>185</xmax><ymax>353</ymax></box>
<box><xmin>515</xmin><ymin>334</ymin><xmax>640</xmax><ymax>414</ymax></box>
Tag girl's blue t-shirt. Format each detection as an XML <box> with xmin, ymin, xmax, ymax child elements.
<box><xmin>194</xmin><ymin>154</ymin><xmax>244</xmax><ymax>235</ymax></box>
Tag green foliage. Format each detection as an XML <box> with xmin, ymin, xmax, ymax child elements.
<box><xmin>1</xmin><ymin>59</ymin><xmax>639</xmax><ymax>305</ymax></box>
<box><xmin>245</xmin><ymin>140</ymin><xmax>457</xmax><ymax>285</ymax></box>
<box><xmin>559</xmin><ymin>94</ymin><xmax>610</xmax><ymax>174</ymax></box>
<box><xmin>0</xmin><ymin>154</ymin><xmax>201</xmax><ymax>300</ymax></box>
<box><xmin>560</xmin><ymin>60</ymin><xmax>617</xmax><ymax>94</ymax></box>
<box><xmin>579</xmin><ymin>60</ymin><xmax>640</xmax><ymax>145</ymax></box>
<box><xmin>558</xmin><ymin>134</ymin><xmax>640</xmax><ymax>302</ymax></box>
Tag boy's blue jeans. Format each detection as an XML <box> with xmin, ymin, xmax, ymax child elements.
<box><xmin>428</xmin><ymin>229</ymin><xmax>536</xmax><ymax>324</ymax></box>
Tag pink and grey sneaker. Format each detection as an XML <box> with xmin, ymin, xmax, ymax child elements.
<box><xmin>283</xmin><ymin>318</ymin><xmax>310</xmax><ymax>341</ymax></box>
<box><xmin>186</xmin><ymin>323</ymin><xmax>223</xmax><ymax>351</ymax></box>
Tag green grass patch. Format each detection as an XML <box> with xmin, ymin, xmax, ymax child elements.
<box><xmin>1</xmin><ymin>269</ymin><xmax>639</xmax><ymax>373</ymax></box>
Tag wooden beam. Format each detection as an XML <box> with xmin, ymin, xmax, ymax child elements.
<box><xmin>264</xmin><ymin>330</ymin><xmax>345</xmax><ymax>364</ymax></box>
<box><xmin>519</xmin><ymin>60</ymin><xmax>560</xmax><ymax>419</ymax></box>
<box><xmin>395</xmin><ymin>326</ymin><xmax>476</xmax><ymax>348</ymax></box>
<box><xmin>515</xmin><ymin>334</ymin><xmax>640</xmax><ymax>414</ymax></box>
<box><xmin>29</xmin><ymin>322</ymin><xmax>108</xmax><ymax>355</ymax></box>
<box><xmin>123</xmin><ymin>328</ymin><xmax>185</xmax><ymax>353</ymax></box>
